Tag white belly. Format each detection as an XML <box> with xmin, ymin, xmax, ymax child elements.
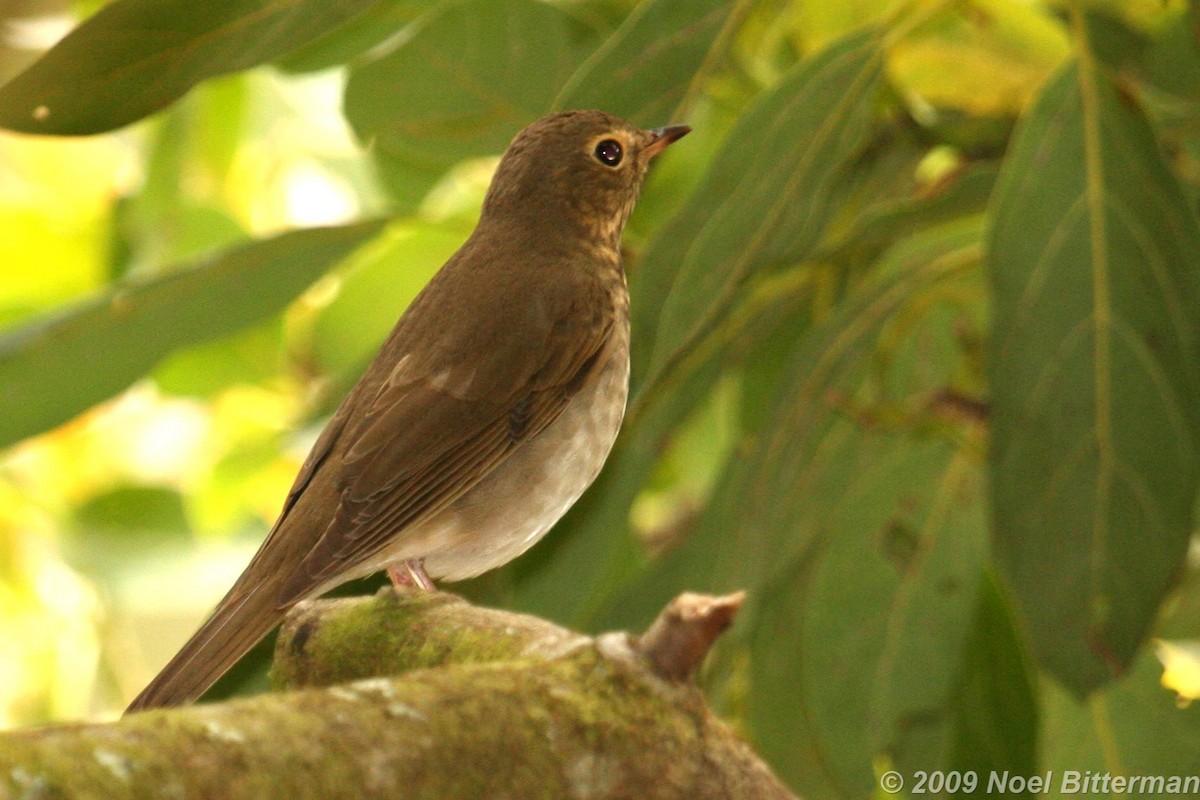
<box><xmin>386</xmin><ymin>330</ymin><xmax>630</xmax><ymax>581</ymax></box>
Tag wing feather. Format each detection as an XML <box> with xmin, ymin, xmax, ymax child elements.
<box><xmin>281</xmin><ymin>313</ymin><xmax>613</xmax><ymax>599</ymax></box>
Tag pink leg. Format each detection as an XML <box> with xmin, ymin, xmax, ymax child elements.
<box><xmin>387</xmin><ymin>558</ymin><xmax>435</xmax><ymax>591</ymax></box>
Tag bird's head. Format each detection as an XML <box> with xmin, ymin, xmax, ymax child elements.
<box><xmin>480</xmin><ymin>110</ymin><xmax>690</xmax><ymax>251</ymax></box>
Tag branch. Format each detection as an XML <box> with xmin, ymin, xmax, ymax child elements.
<box><xmin>638</xmin><ymin>591</ymin><xmax>745</xmax><ymax>681</ymax></box>
<box><xmin>0</xmin><ymin>590</ymin><xmax>796</xmax><ymax>800</ymax></box>
<box><xmin>271</xmin><ymin>588</ymin><xmax>588</xmax><ymax>688</ymax></box>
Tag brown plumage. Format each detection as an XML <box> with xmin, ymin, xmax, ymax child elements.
<box><xmin>126</xmin><ymin>110</ymin><xmax>689</xmax><ymax>712</ymax></box>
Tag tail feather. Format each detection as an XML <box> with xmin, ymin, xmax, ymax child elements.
<box><xmin>125</xmin><ymin>578</ymin><xmax>290</xmax><ymax>713</ymax></box>
<box><xmin>126</xmin><ymin>467</ymin><xmax>342</xmax><ymax>713</ymax></box>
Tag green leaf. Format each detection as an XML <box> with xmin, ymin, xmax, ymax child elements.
<box><xmin>632</xmin><ymin>27</ymin><xmax>885</xmax><ymax>394</ymax></box>
<box><xmin>274</xmin><ymin>0</ymin><xmax>439</xmax><ymax>74</ymax></box>
<box><xmin>75</xmin><ymin>485</ymin><xmax>190</xmax><ymax>537</ymax></box>
<box><xmin>343</xmin><ymin>0</ymin><xmax>598</xmax><ymax>208</ymax></box>
<box><xmin>987</xmin><ymin>58</ymin><xmax>1200</xmax><ymax>695</ymax></box>
<box><xmin>0</xmin><ymin>221</ymin><xmax>385</xmax><ymax>449</ymax></box>
<box><xmin>871</xmin><ymin>458</ymin><xmax>990</xmax><ymax>776</ymax></box>
<box><xmin>153</xmin><ymin>319</ymin><xmax>286</xmax><ymax>398</ymax></box>
<box><xmin>682</xmin><ymin>229</ymin><xmax>982</xmax><ymax>593</ymax></box>
<box><xmin>66</xmin><ymin>486</ymin><xmax>192</xmax><ymax>582</ymax></box>
<box><xmin>945</xmin><ymin>573</ymin><xmax>1039</xmax><ymax>787</ymax></box>
<box><xmin>815</xmin><ymin>161</ymin><xmax>1000</xmax><ymax>265</ymax></box>
<box><xmin>1141</xmin><ymin>7</ymin><xmax>1200</xmax><ymax>101</ymax></box>
<box><xmin>555</xmin><ymin>0</ymin><xmax>739</xmax><ymax>126</ymax></box>
<box><xmin>747</xmin><ymin>439</ymin><xmax>977</xmax><ymax>796</ymax></box>
<box><xmin>618</xmin><ymin>222</ymin><xmax>982</xmax><ymax>787</ymax></box>
<box><xmin>0</xmin><ymin>0</ymin><xmax>382</xmax><ymax>135</ymax></box>
<box><xmin>737</xmin><ymin>260</ymin><xmax>983</xmax><ymax>794</ymax></box>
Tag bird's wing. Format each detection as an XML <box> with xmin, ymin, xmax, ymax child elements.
<box><xmin>278</xmin><ymin>306</ymin><xmax>613</xmax><ymax>602</ymax></box>
<box><xmin>126</xmin><ymin>261</ymin><xmax>615</xmax><ymax>712</ymax></box>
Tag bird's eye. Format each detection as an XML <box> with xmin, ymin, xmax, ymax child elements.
<box><xmin>594</xmin><ymin>139</ymin><xmax>623</xmax><ymax>167</ymax></box>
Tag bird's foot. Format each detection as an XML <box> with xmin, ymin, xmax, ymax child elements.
<box><xmin>388</xmin><ymin>558</ymin><xmax>435</xmax><ymax>591</ymax></box>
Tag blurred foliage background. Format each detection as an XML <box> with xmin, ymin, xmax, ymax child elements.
<box><xmin>2</xmin><ymin>0</ymin><xmax>1200</xmax><ymax>795</ymax></box>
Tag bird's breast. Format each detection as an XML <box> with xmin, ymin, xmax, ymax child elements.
<box><xmin>406</xmin><ymin>309</ymin><xmax>630</xmax><ymax>581</ymax></box>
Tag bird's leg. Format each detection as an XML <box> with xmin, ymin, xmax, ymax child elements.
<box><xmin>387</xmin><ymin>558</ymin><xmax>435</xmax><ymax>591</ymax></box>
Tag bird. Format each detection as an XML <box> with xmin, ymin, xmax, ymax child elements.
<box><xmin>126</xmin><ymin>109</ymin><xmax>690</xmax><ymax>712</ymax></box>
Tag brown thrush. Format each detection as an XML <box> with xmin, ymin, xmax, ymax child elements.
<box><xmin>126</xmin><ymin>109</ymin><xmax>689</xmax><ymax>711</ymax></box>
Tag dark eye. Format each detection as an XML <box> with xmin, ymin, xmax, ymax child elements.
<box><xmin>594</xmin><ymin>139</ymin><xmax>623</xmax><ymax>167</ymax></box>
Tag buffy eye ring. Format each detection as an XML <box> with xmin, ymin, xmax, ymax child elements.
<box><xmin>594</xmin><ymin>139</ymin><xmax>623</xmax><ymax>167</ymax></box>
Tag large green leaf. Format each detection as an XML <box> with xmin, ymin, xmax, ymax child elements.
<box><xmin>632</xmin><ymin>27</ymin><xmax>884</xmax><ymax>393</ymax></box>
<box><xmin>708</xmin><ymin>223</ymin><xmax>984</xmax><ymax>593</ymax></box>
<box><xmin>747</xmin><ymin>439</ymin><xmax>981</xmax><ymax>797</ymax></box>
<box><xmin>0</xmin><ymin>221</ymin><xmax>384</xmax><ymax>448</ymax></box>
<box><xmin>0</xmin><ymin>0</ymin><xmax>381</xmax><ymax>135</ymax></box>
<box><xmin>738</xmin><ymin>249</ymin><xmax>985</xmax><ymax>795</ymax></box>
<box><xmin>555</xmin><ymin>0</ymin><xmax>739</xmax><ymax>126</ymax></box>
<box><xmin>592</xmin><ymin>222</ymin><xmax>986</xmax><ymax>793</ymax></box>
<box><xmin>343</xmin><ymin>0</ymin><xmax>598</xmax><ymax>208</ymax></box>
<box><xmin>987</xmin><ymin>58</ymin><xmax>1200</xmax><ymax>695</ymax></box>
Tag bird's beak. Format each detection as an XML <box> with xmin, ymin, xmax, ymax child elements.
<box><xmin>642</xmin><ymin>124</ymin><xmax>691</xmax><ymax>159</ymax></box>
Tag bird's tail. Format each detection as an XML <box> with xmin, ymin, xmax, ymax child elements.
<box><xmin>124</xmin><ymin>574</ymin><xmax>290</xmax><ymax>713</ymax></box>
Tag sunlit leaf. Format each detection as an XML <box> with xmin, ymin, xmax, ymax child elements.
<box><xmin>988</xmin><ymin>58</ymin><xmax>1200</xmax><ymax>695</ymax></box>
<box><xmin>0</xmin><ymin>0</ymin><xmax>382</xmax><ymax>134</ymax></box>
<box><xmin>153</xmin><ymin>320</ymin><xmax>286</xmax><ymax>398</ymax></box>
<box><xmin>0</xmin><ymin>136</ymin><xmax>123</xmax><ymax>316</ymax></box>
<box><xmin>1157</xmin><ymin>640</ymin><xmax>1200</xmax><ymax>704</ymax></box>
<box><xmin>888</xmin><ymin>0</ymin><xmax>1068</xmax><ymax>117</ymax></box>
<box><xmin>0</xmin><ymin>221</ymin><xmax>384</xmax><ymax>449</ymax></box>
<box><xmin>65</xmin><ymin>486</ymin><xmax>192</xmax><ymax>582</ymax></box>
